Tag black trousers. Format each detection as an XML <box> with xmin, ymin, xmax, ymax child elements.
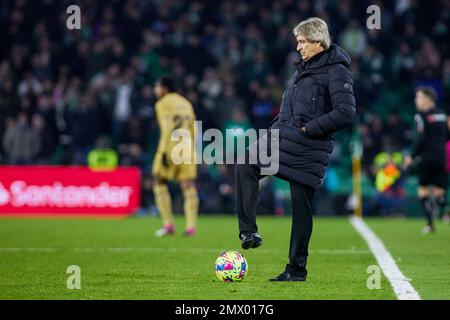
<box><xmin>235</xmin><ymin>163</ymin><xmax>315</xmax><ymax>276</ymax></box>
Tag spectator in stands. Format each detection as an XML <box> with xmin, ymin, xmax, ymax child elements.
<box><xmin>68</xmin><ymin>93</ymin><xmax>101</xmax><ymax>164</ymax></box>
<box><xmin>117</xmin><ymin>116</ymin><xmax>148</xmax><ymax>168</ymax></box>
<box><xmin>415</xmin><ymin>38</ymin><xmax>442</xmax><ymax>79</ymax></box>
<box><xmin>360</xmin><ymin>114</ymin><xmax>385</xmax><ymax>169</ymax></box>
<box><xmin>215</xmin><ymin>85</ymin><xmax>246</xmax><ymax>130</ymax></box>
<box><xmin>113</xmin><ymin>68</ymin><xmax>136</xmax><ymax>143</ymax></box>
<box><xmin>250</xmin><ymin>88</ymin><xmax>275</xmax><ymax>130</ymax></box>
<box><xmin>87</xmin><ymin>135</ymin><xmax>118</xmax><ymax>170</ymax></box>
<box><xmin>391</xmin><ymin>41</ymin><xmax>415</xmax><ymax>82</ymax></box>
<box><xmin>339</xmin><ymin>19</ymin><xmax>367</xmax><ymax>57</ymax></box>
<box><xmin>198</xmin><ymin>68</ymin><xmax>222</xmax><ymax>114</ymax></box>
<box><xmin>3</xmin><ymin>113</ymin><xmax>41</xmax><ymax>164</ymax></box>
<box><xmin>0</xmin><ymin>76</ymin><xmax>17</xmax><ymax>154</ymax></box>
<box><xmin>384</xmin><ymin>111</ymin><xmax>411</xmax><ymax>150</ymax></box>
<box><xmin>31</xmin><ymin>113</ymin><xmax>54</xmax><ymax>164</ymax></box>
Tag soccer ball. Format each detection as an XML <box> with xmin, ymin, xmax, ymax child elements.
<box><xmin>214</xmin><ymin>251</ymin><xmax>248</xmax><ymax>282</ymax></box>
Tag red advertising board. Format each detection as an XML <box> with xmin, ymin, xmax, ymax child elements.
<box><xmin>0</xmin><ymin>166</ymin><xmax>141</xmax><ymax>216</ymax></box>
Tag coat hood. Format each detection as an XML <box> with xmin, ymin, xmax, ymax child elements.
<box><xmin>327</xmin><ymin>43</ymin><xmax>351</xmax><ymax>68</ymax></box>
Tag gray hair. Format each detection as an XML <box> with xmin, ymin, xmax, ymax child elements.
<box><xmin>293</xmin><ymin>17</ymin><xmax>331</xmax><ymax>50</ymax></box>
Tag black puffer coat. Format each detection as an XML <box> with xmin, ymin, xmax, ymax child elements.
<box><xmin>266</xmin><ymin>44</ymin><xmax>356</xmax><ymax>190</ymax></box>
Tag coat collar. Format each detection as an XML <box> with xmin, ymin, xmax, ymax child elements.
<box><xmin>294</xmin><ymin>43</ymin><xmax>351</xmax><ymax>73</ymax></box>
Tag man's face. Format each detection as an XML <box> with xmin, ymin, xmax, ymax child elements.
<box><xmin>296</xmin><ymin>34</ymin><xmax>322</xmax><ymax>61</ymax></box>
<box><xmin>415</xmin><ymin>91</ymin><xmax>432</xmax><ymax>112</ymax></box>
<box><xmin>154</xmin><ymin>81</ymin><xmax>164</xmax><ymax>99</ymax></box>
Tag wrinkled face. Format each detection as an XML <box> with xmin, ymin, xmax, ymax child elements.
<box><xmin>296</xmin><ymin>34</ymin><xmax>323</xmax><ymax>61</ymax></box>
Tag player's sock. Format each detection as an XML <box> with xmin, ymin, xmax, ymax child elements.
<box><xmin>420</xmin><ymin>196</ymin><xmax>434</xmax><ymax>228</ymax></box>
<box><xmin>183</xmin><ymin>185</ymin><xmax>199</xmax><ymax>230</ymax></box>
<box><xmin>153</xmin><ymin>184</ymin><xmax>174</xmax><ymax>227</ymax></box>
<box><xmin>436</xmin><ymin>194</ymin><xmax>447</xmax><ymax>218</ymax></box>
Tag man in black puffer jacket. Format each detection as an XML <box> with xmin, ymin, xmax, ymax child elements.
<box><xmin>235</xmin><ymin>17</ymin><xmax>356</xmax><ymax>281</ymax></box>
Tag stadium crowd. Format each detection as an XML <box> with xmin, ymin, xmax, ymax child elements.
<box><xmin>1</xmin><ymin>0</ymin><xmax>450</xmax><ymax>214</ymax></box>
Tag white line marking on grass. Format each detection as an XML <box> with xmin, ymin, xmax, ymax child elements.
<box><xmin>0</xmin><ymin>247</ymin><xmax>370</xmax><ymax>254</ymax></box>
<box><xmin>350</xmin><ymin>216</ymin><xmax>421</xmax><ymax>300</ymax></box>
<box><xmin>0</xmin><ymin>247</ymin><xmax>56</xmax><ymax>252</ymax></box>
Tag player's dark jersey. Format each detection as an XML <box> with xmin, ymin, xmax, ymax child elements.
<box><xmin>413</xmin><ymin>107</ymin><xmax>448</xmax><ymax>188</ymax></box>
<box><xmin>413</xmin><ymin>107</ymin><xmax>448</xmax><ymax>163</ymax></box>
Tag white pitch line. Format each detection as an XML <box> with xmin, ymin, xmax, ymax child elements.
<box><xmin>0</xmin><ymin>247</ymin><xmax>370</xmax><ymax>254</ymax></box>
<box><xmin>350</xmin><ymin>216</ymin><xmax>421</xmax><ymax>300</ymax></box>
<box><xmin>0</xmin><ymin>247</ymin><xmax>56</xmax><ymax>252</ymax></box>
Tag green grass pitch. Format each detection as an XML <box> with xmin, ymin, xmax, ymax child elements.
<box><xmin>0</xmin><ymin>215</ymin><xmax>448</xmax><ymax>299</ymax></box>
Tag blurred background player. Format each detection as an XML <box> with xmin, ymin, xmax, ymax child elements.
<box><xmin>404</xmin><ymin>87</ymin><xmax>449</xmax><ymax>234</ymax></box>
<box><xmin>152</xmin><ymin>76</ymin><xmax>199</xmax><ymax>237</ymax></box>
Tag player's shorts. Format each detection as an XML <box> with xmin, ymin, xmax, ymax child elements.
<box><xmin>152</xmin><ymin>151</ymin><xmax>197</xmax><ymax>182</ymax></box>
<box><xmin>418</xmin><ymin>158</ymin><xmax>448</xmax><ymax>190</ymax></box>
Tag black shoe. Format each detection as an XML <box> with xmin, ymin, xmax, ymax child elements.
<box><xmin>239</xmin><ymin>232</ymin><xmax>263</xmax><ymax>250</ymax></box>
<box><xmin>269</xmin><ymin>271</ymin><xmax>306</xmax><ymax>282</ymax></box>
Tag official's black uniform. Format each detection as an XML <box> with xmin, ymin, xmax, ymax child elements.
<box><xmin>413</xmin><ymin>107</ymin><xmax>448</xmax><ymax>189</ymax></box>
